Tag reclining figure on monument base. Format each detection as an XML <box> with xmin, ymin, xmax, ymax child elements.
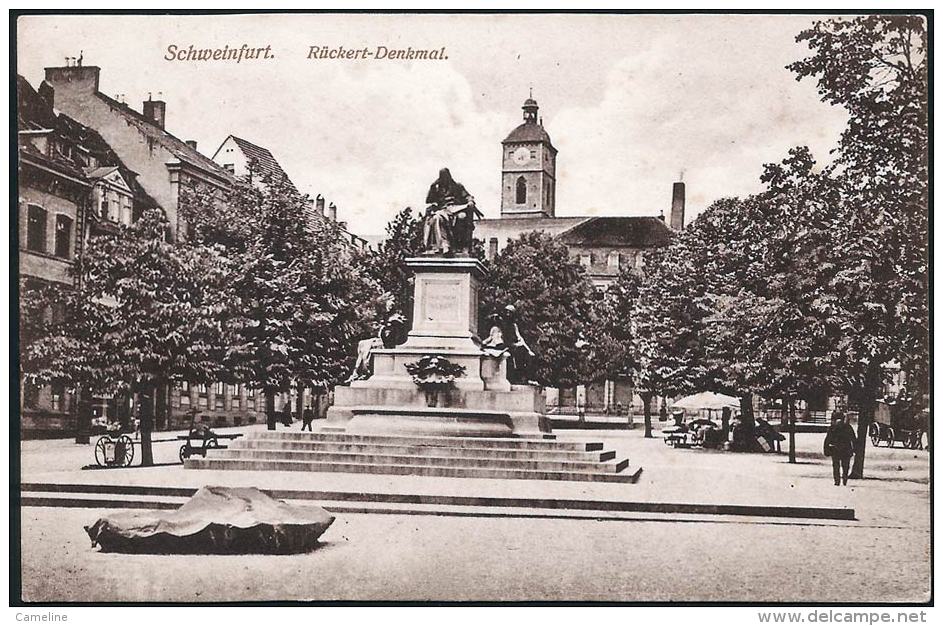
<box><xmin>346</xmin><ymin>312</ymin><xmax>406</xmax><ymax>383</ymax></box>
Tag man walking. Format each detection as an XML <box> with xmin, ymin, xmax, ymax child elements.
<box><xmin>301</xmin><ymin>407</ymin><xmax>314</xmax><ymax>432</ymax></box>
<box><xmin>824</xmin><ymin>410</ymin><xmax>856</xmax><ymax>486</ymax></box>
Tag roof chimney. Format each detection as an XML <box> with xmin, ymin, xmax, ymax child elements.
<box><xmin>315</xmin><ymin>194</ymin><xmax>325</xmax><ymax>216</ymax></box>
<box><xmin>670</xmin><ymin>180</ymin><xmax>685</xmax><ymax>231</ymax></box>
<box><xmin>327</xmin><ymin>202</ymin><xmax>337</xmax><ymax>221</ymax></box>
<box><xmin>143</xmin><ymin>96</ymin><xmax>166</xmax><ymax>129</ymax></box>
<box><xmin>339</xmin><ymin>221</ymin><xmax>348</xmax><ymax>231</ymax></box>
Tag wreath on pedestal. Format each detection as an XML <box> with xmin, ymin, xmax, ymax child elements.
<box><xmin>404</xmin><ymin>355</ymin><xmax>466</xmax><ymax>407</ymax></box>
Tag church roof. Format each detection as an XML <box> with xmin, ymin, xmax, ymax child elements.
<box><xmin>557</xmin><ymin>216</ymin><xmax>674</xmax><ymax>247</ymax></box>
<box><xmin>502</xmin><ymin>122</ymin><xmax>555</xmax><ymax>149</ymax></box>
<box><xmin>477</xmin><ymin>215</ymin><xmax>588</xmax><ymax>241</ymax></box>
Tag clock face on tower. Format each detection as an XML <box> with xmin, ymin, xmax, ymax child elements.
<box><xmin>512</xmin><ymin>146</ymin><xmax>531</xmax><ymax>165</ymax></box>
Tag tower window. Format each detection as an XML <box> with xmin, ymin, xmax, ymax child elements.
<box><xmin>516</xmin><ymin>176</ymin><xmax>527</xmax><ymax>204</ymax></box>
<box><xmin>530</xmin><ymin>150</ymin><xmax>536</xmax><ymax>160</ymax></box>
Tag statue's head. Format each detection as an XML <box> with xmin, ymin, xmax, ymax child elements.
<box><xmin>438</xmin><ymin>168</ymin><xmax>453</xmax><ymax>184</ymax></box>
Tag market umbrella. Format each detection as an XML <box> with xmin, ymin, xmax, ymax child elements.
<box><xmin>671</xmin><ymin>391</ymin><xmax>740</xmax><ymax>412</ymax></box>
<box><xmin>85</xmin><ymin>485</ymin><xmax>335</xmax><ymax>554</ymax></box>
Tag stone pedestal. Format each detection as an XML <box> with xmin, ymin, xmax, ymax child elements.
<box><xmin>327</xmin><ymin>255</ymin><xmax>551</xmax><ymax>438</ymax></box>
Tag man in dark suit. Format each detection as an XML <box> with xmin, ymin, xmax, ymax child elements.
<box><xmin>824</xmin><ymin>410</ymin><xmax>857</xmax><ymax>486</ymax></box>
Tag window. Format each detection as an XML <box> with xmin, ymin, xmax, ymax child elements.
<box><xmin>51</xmin><ymin>382</ymin><xmax>66</xmax><ymax>412</ymax></box>
<box><xmin>223</xmin><ymin>163</ymin><xmax>235</xmax><ymax>174</ymax></box>
<box><xmin>120</xmin><ymin>197</ymin><xmax>133</xmax><ymax>225</ymax></box>
<box><xmin>515</xmin><ymin>176</ymin><xmax>527</xmax><ymax>204</ymax></box>
<box><xmin>214</xmin><ymin>382</ymin><xmax>225</xmax><ymax>395</ymax></box>
<box><xmin>100</xmin><ymin>197</ymin><xmax>109</xmax><ymax>219</ymax></box>
<box><xmin>529</xmin><ymin>149</ymin><xmax>537</xmax><ymax>160</ymax></box>
<box><xmin>608</xmin><ymin>252</ymin><xmax>621</xmax><ymax>271</ymax></box>
<box><xmin>580</xmin><ymin>254</ymin><xmax>592</xmax><ymax>267</ymax></box>
<box><xmin>54</xmin><ymin>215</ymin><xmax>72</xmax><ymax>258</ymax></box>
<box><xmin>26</xmin><ymin>205</ymin><xmax>47</xmax><ymax>252</ymax></box>
<box><xmin>179</xmin><ymin>381</ymin><xmax>190</xmax><ymax>406</ymax></box>
<box><xmin>23</xmin><ymin>383</ymin><xmax>40</xmax><ymax>409</ymax></box>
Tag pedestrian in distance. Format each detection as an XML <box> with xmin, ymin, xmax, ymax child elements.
<box><xmin>824</xmin><ymin>410</ymin><xmax>856</xmax><ymax>486</ymax></box>
<box><xmin>301</xmin><ymin>407</ymin><xmax>314</xmax><ymax>432</ymax></box>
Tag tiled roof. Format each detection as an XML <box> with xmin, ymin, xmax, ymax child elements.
<box><xmin>94</xmin><ymin>92</ymin><xmax>234</xmax><ymax>183</ymax></box>
<box><xmin>228</xmin><ymin>135</ymin><xmax>298</xmax><ymax>194</ymax></box>
<box><xmin>475</xmin><ymin>215</ymin><xmax>674</xmax><ymax>248</ymax></box>
<box><xmin>476</xmin><ymin>216</ymin><xmax>589</xmax><ymax>241</ymax></box>
<box><xmin>502</xmin><ymin>121</ymin><xmax>555</xmax><ymax>149</ymax></box>
<box><xmin>557</xmin><ymin>216</ymin><xmax>674</xmax><ymax>247</ymax></box>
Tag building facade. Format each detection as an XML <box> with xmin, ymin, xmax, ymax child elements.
<box><xmin>17</xmin><ymin>75</ymin><xmax>159</xmax><ymax>436</ymax></box>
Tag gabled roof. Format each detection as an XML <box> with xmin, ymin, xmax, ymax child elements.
<box><xmin>93</xmin><ymin>91</ymin><xmax>234</xmax><ymax>184</ymax></box>
<box><xmin>225</xmin><ymin>135</ymin><xmax>298</xmax><ymax>194</ymax></box>
<box><xmin>556</xmin><ymin>216</ymin><xmax>674</xmax><ymax>247</ymax></box>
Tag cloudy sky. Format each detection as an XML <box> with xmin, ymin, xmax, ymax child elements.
<box><xmin>17</xmin><ymin>13</ymin><xmax>849</xmax><ymax>235</ymax></box>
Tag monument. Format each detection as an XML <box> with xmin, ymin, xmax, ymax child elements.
<box><xmin>326</xmin><ymin>169</ymin><xmax>552</xmax><ymax>438</ymax></box>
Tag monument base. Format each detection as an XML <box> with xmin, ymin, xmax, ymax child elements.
<box><xmin>326</xmin><ymin>254</ymin><xmax>552</xmax><ymax>439</ymax></box>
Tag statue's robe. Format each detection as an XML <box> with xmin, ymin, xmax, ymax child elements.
<box><xmin>423</xmin><ymin>178</ymin><xmax>476</xmax><ymax>254</ymax></box>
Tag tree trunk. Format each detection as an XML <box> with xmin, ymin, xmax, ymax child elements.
<box><xmin>851</xmin><ymin>389</ymin><xmax>877</xmax><ymax>479</ymax></box>
<box><xmin>641</xmin><ymin>392</ymin><xmax>653</xmax><ymax>438</ymax></box>
<box><xmin>139</xmin><ymin>383</ymin><xmax>155</xmax><ymax>467</ymax></box>
<box><xmin>73</xmin><ymin>385</ymin><xmax>90</xmax><ymax>444</ymax></box>
<box><xmin>738</xmin><ymin>393</ymin><xmax>756</xmax><ymax>451</ymax></box>
<box><xmin>295</xmin><ymin>384</ymin><xmax>306</xmax><ymax>426</ymax></box>
<box><xmin>788</xmin><ymin>398</ymin><xmax>796</xmax><ymax>464</ymax></box>
<box><xmin>155</xmin><ymin>382</ymin><xmax>169</xmax><ymax>434</ymax></box>
<box><xmin>265</xmin><ymin>390</ymin><xmax>277</xmax><ymax>430</ymax></box>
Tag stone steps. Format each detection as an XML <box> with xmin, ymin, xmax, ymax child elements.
<box><xmin>230</xmin><ymin>439</ymin><xmax>615</xmax><ymax>462</ymax></box>
<box><xmin>247</xmin><ymin>431</ymin><xmax>597</xmax><ymax>451</ymax></box>
<box><xmin>211</xmin><ymin>448</ymin><xmax>625</xmax><ymax>473</ymax></box>
<box><xmin>186</xmin><ymin>456</ymin><xmax>640</xmax><ymax>483</ymax></box>
<box><xmin>185</xmin><ymin>431</ymin><xmax>639</xmax><ymax>483</ymax></box>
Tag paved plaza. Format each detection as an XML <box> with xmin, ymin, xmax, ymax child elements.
<box><xmin>16</xmin><ymin>423</ymin><xmax>930</xmax><ymax>602</ymax></box>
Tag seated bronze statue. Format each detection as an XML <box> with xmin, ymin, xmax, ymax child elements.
<box><xmin>422</xmin><ymin>168</ymin><xmax>483</xmax><ymax>256</ymax></box>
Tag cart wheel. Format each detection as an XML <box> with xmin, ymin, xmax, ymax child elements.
<box><xmin>868</xmin><ymin>423</ymin><xmax>881</xmax><ymax>446</ymax></box>
<box><xmin>94</xmin><ymin>436</ymin><xmax>109</xmax><ymax>467</ymax></box>
<box><xmin>179</xmin><ymin>444</ymin><xmax>189</xmax><ymax>463</ymax></box>
<box><xmin>885</xmin><ymin>427</ymin><xmax>895</xmax><ymax>448</ymax></box>
<box><xmin>207</xmin><ymin>437</ymin><xmax>219</xmax><ymax>449</ymax></box>
<box><xmin>117</xmin><ymin>435</ymin><xmax>135</xmax><ymax>466</ymax></box>
<box><xmin>906</xmin><ymin>431</ymin><xmax>921</xmax><ymax>450</ymax></box>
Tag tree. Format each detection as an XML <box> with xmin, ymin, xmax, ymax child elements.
<box><xmin>182</xmin><ymin>175</ymin><xmax>381</xmax><ymax>428</ymax></box>
<box><xmin>25</xmin><ymin>208</ymin><xmax>241</xmax><ymax>464</ymax></box>
<box><xmin>479</xmin><ymin>231</ymin><xmax>601</xmax><ymax>389</ymax></box>
<box><xmin>789</xmin><ymin>15</ymin><xmax>928</xmax><ymax>477</ymax></box>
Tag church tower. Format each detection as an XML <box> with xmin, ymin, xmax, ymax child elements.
<box><xmin>500</xmin><ymin>93</ymin><xmax>557</xmax><ymax>218</ymax></box>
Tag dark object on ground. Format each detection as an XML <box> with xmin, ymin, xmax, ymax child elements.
<box><xmin>755</xmin><ymin>418</ymin><xmax>785</xmax><ymax>453</ymax></box>
<box><xmin>177</xmin><ymin>426</ymin><xmax>243</xmax><ymax>462</ymax></box>
<box><xmin>85</xmin><ymin>486</ymin><xmax>335</xmax><ymax>554</ymax></box>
